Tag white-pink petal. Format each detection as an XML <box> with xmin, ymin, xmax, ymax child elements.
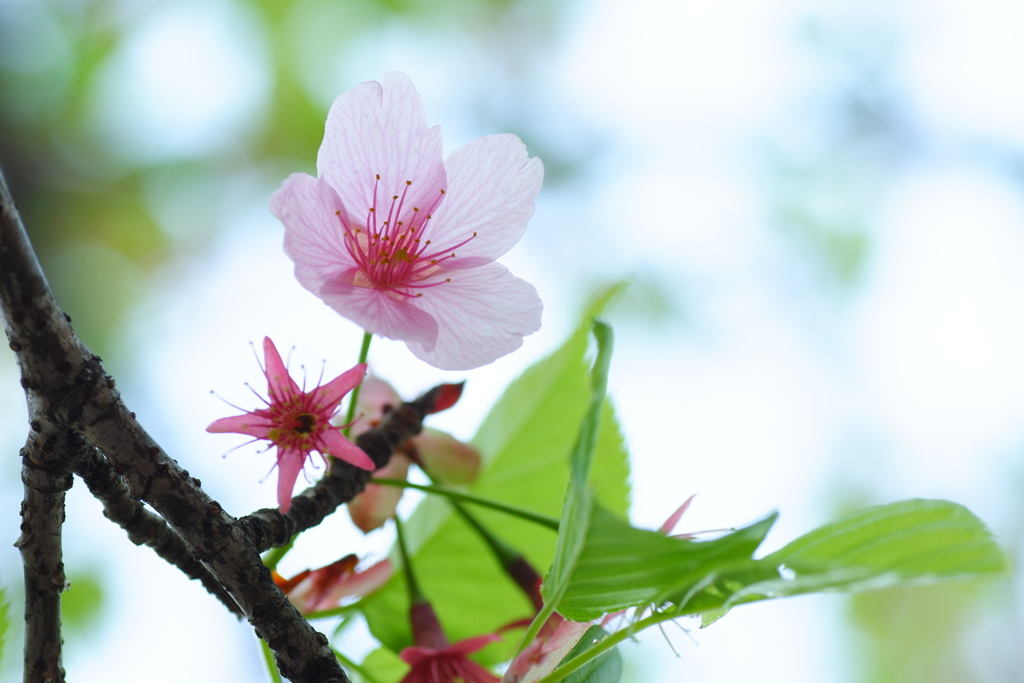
<box><xmin>318</xmin><ymin>72</ymin><xmax>446</xmax><ymax>225</ymax></box>
<box><xmin>273</xmin><ymin>174</ymin><xmax>356</xmax><ymax>295</ymax></box>
<box><xmin>354</xmin><ymin>376</ymin><xmax>403</xmax><ymax>428</ymax></box>
<box><xmin>319</xmin><ymin>278</ymin><xmax>439</xmax><ymax>346</ymax></box>
<box><xmin>431</xmin><ymin>134</ymin><xmax>544</xmax><ymax>263</ymax></box>
<box><xmin>347</xmin><ymin>454</ymin><xmax>411</xmax><ymax>533</ymax></box>
<box><xmin>415</xmin><ymin>428</ymin><xmax>480</xmax><ymax>485</ymax></box>
<box><xmin>405</xmin><ymin>262</ymin><xmax>542</xmax><ymax>370</ymax></box>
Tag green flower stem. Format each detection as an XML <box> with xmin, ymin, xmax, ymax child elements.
<box><xmin>343</xmin><ymin>330</ymin><xmax>374</xmax><ymax>437</ymax></box>
<box><xmin>371</xmin><ymin>478</ymin><xmax>560</xmax><ymax>531</ymax></box>
<box><xmin>303</xmin><ymin>601</ymin><xmax>362</xmax><ymax>621</ymax></box>
<box><xmin>394</xmin><ymin>516</ymin><xmax>425</xmax><ymax>604</ymax></box>
<box><xmin>261</xmin><ymin>534</ymin><xmax>296</xmax><ymax>571</ymax></box>
<box><xmin>515</xmin><ymin>601</ymin><xmax>558</xmax><ymax>668</ymax></box>
<box><xmin>260</xmin><ymin>638</ymin><xmax>284</xmax><ymax>683</ymax></box>
<box><xmin>535</xmin><ymin>610</ymin><xmax>678</xmax><ymax>683</ymax></box>
<box><xmin>446</xmin><ymin>496</ymin><xmax>546</xmax><ymax>610</ymax></box>
<box><xmin>449</xmin><ymin>499</ymin><xmax>522</xmax><ymax>567</ymax></box>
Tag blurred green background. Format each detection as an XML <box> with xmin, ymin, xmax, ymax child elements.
<box><xmin>2</xmin><ymin>0</ymin><xmax>1023</xmax><ymax>681</ymax></box>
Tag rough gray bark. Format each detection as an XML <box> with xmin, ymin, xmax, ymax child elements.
<box><xmin>17</xmin><ymin>428</ymin><xmax>81</xmax><ymax>683</ymax></box>
<box><xmin>1</xmin><ymin>167</ymin><xmax>438</xmax><ymax>682</ymax></box>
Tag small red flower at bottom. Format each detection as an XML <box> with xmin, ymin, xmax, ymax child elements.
<box><xmin>207</xmin><ymin>337</ymin><xmax>374</xmax><ymax>512</ymax></box>
<box><xmin>399</xmin><ymin>602</ymin><xmax>500</xmax><ymax>683</ymax></box>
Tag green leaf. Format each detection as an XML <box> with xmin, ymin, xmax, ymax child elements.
<box><xmin>352</xmin><ymin>647</ymin><xmax>408</xmax><ymax>683</ymax></box>
<box><xmin>541</xmin><ymin>321</ymin><xmax>615</xmax><ymax>616</ymax></box>
<box><xmin>541</xmin><ymin>500</ymin><xmax>1008</xmax><ymax>682</ymax></box>
<box><xmin>561</xmin><ymin>626</ymin><xmax>622</xmax><ymax>683</ymax></box>
<box><xmin>359</xmin><ymin>288</ymin><xmax>630</xmax><ymax>662</ymax></box>
<box><xmin>556</xmin><ymin>506</ymin><xmax>777</xmax><ymax>621</ymax></box>
<box><xmin>725</xmin><ymin>499</ymin><xmax>1010</xmax><ymax>608</ymax></box>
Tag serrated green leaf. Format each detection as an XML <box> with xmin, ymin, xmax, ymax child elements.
<box><xmin>723</xmin><ymin>499</ymin><xmax>1009</xmax><ymax>608</ymax></box>
<box><xmin>533</xmin><ymin>321</ymin><xmax>614</xmax><ymax>646</ymax></box>
<box><xmin>541</xmin><ymin>320</ymin><xmax>613</xmax><ymax>607</ymax></box>
<box><xmin>539</xmin><ymin>500</ymin><xmax>1008</xmax><ymax>682</ymax></box>
<box><xmin>360</xmin><ymin>288</ymin><xmax>630</xmax><ymax>662</ymax></box>
<box><xmin>556</xmin><ymin>506</ymin><xmax>776</xmax><ymax>621</ymax></box>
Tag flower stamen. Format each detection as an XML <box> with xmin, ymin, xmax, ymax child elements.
<box><xmin>340</xmin><ymin>176</ymin><xmax>473</xmax><ymax>299</ymax></box>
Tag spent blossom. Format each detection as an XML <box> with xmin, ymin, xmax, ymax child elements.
<box><xmin>206</xmin><ymin>337</ymin><xmax>373</xmax><ymax>513</ymax></box>
<box><xmin>347</xmin><ymin>376</ymin><xmax>480</xmax><ymax>533</ymax></box>
<box><xmin>271</xmin><ymin>72</ymin><xmax>544</xmax><ymax>370</ymax></box>
<box><xmin>273</xmin><ymin>554</ymin><xmax>392</xmax><ymax>614</ymax></box>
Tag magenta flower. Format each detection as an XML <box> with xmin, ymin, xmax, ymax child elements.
<box><xmin>206</xmin><ymin>337</ymin><xmax>374</xmax><ymax>513</ymax></box>
<box><xmin>270</xmin><ymin>72</ymin><xmax>544</xmax><ymax>370</ymax></box>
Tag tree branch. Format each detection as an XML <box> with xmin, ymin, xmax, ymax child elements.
<box><xmin>70</xmin><ymin>441</ymin><xmax>242</xmax><ymax>617</ymax></box>
<box><xmin>1</xmin><ymin>167</ymin><xmax>348</xmax><ymax>682</ymax></box>
<box><xmin>17</xmin><ymin>428</ymin><xmax>83</xmax><ymax>683</ymax></box>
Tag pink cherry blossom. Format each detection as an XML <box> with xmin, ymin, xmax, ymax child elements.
<box><xmin>206</xmin><ymin>337</ymin><xmax>374</xmax><ymax>513</ymax></box>
<box><xmin>270</xmin><ymin>72</ymin><xmax>544</xmax><ymax>370</ymax></box>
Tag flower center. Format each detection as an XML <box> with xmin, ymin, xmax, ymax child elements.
<box><xmin>339</xmin><ymin>176</ymin><xmax>476</xmax><ymax>298</ymax></box>
<box><xmin>292</xmin><ymin>413</ymin><xmax>316</xmax><ymax>434</ymax></box>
